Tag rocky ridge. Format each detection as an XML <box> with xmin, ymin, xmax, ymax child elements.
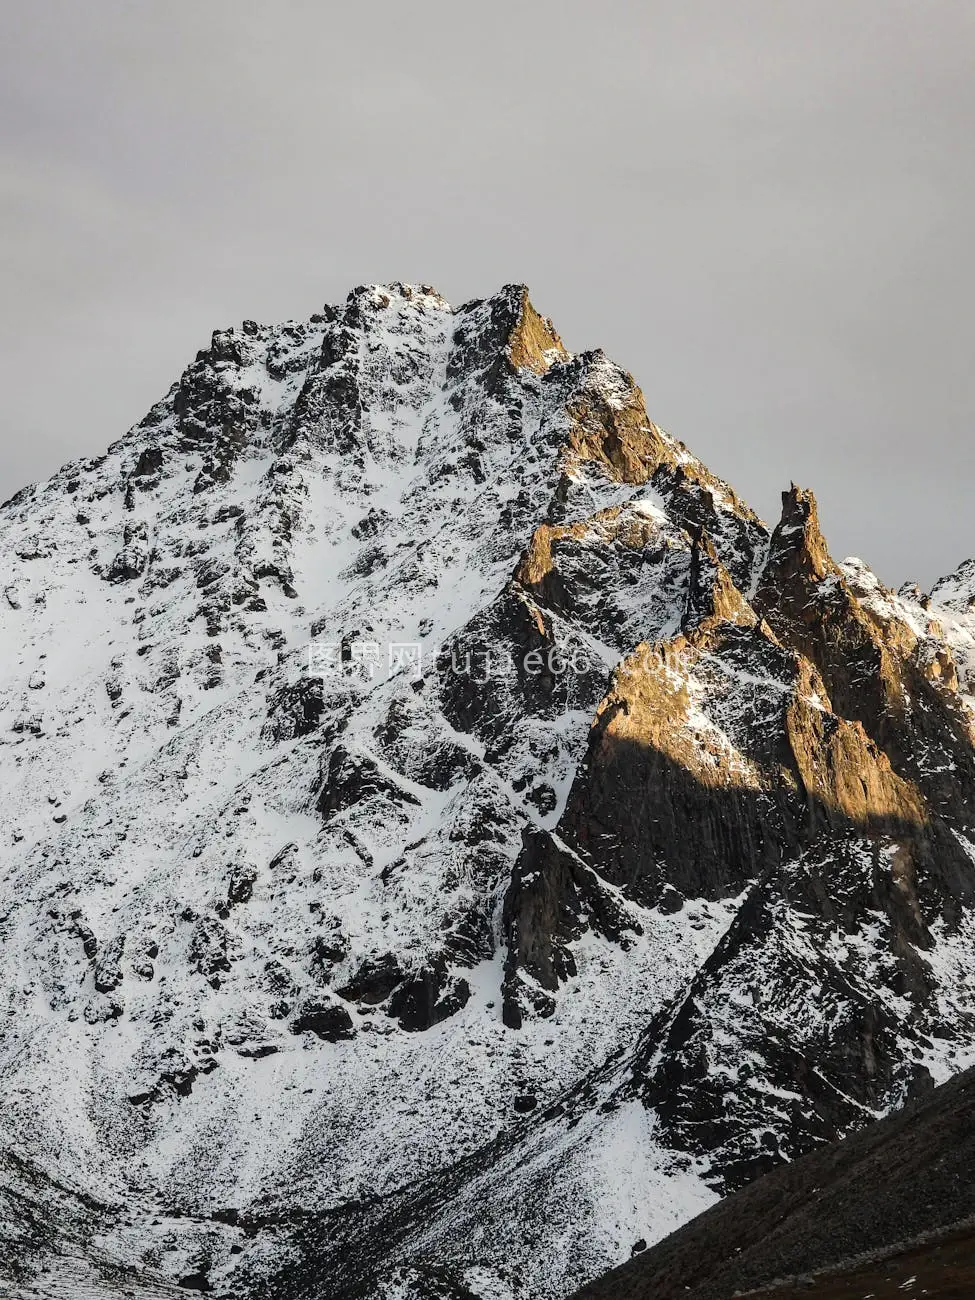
<box><xmin>0</xmin><ymin>283</ymin><xmax>972</xmax><ymax>1298</ymax></box>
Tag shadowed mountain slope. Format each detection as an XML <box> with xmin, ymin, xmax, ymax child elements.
<box><xmin>571</xmin><ymin>1065</ymin><xmax>975</xmax><ymax>1300</ymax></box>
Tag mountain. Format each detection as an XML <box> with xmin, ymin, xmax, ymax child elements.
<box><xmin>569</xmin><ymin>1062</ymin><xmax>975</xmax><ymax>1300</ymax></box>
<box><xmin>0</xmin><ymin>282</ymin><xmax>973</xmax><ymax>1299</ymax></box>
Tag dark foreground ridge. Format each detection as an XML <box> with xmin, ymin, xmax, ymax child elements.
<box><xmin>571</xmin><ymin>1065</ymin><xmax>975</xmax><ymax>1300</ymax></box>
<box><xmin>747</xmin><ymin>1226</ymin><xmax>975</xmax><ymax>1300</ymax></box>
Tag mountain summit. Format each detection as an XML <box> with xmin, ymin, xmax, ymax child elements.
<box><xmin>1</xmin><ymin>283</ymin><xmax>974</xmax><ymax>1299</ymax></box>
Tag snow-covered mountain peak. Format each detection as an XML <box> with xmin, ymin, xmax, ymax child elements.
<box><xmin>1</xmin><ymin>285</ymin><xmax>974</xmax><ymax>1300</ymax></box>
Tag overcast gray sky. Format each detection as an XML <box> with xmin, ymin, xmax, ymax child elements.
<box><xmin>2</xmin><ymin>1</ymin><xmax>973</xmax><ymax>586</ymax></box>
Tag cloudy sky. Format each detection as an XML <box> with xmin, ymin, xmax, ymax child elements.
<box><xmin>2</xmin><ymin>1</ymin><xmax>973</xmax><ymax>585</ymax></box>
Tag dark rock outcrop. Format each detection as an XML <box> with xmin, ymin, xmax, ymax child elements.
<box><xmin>290</xmin><ymin>999</ymin><xmax>356</xmax><ymax>1042</ymax></box>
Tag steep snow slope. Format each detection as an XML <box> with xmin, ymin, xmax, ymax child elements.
<box><xmin>0</xmin><ymin>283</ymin><xmax>973</xmax><ymax>1300</ymax></box>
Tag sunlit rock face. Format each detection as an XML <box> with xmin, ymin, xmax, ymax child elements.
<box><xmin>0</xmin><ymin>283</ymin><xmax>973</xmax><ymax>1300</ymax></box>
